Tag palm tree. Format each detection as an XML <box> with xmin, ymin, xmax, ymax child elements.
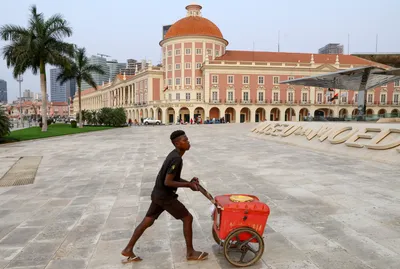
<box><xmin>57</xmin><ymin>47</ymin><xmax>105</xmax><ymax>128</ymax></box>
<box><xmin>0</xmin><ymin>5</ymin><xmax>74</xmax><ymax>132</ymax></box>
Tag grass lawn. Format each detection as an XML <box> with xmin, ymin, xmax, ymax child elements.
<box><xmin>3</xmin><ymin>123</ymin><xmax>114</xmax><ymax>142</ymax></box>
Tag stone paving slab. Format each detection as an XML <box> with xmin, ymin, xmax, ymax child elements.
<box><xmin>0</xmin><ymin>123</ymin><xmax>399</xmax><ymax>269</ymax></box>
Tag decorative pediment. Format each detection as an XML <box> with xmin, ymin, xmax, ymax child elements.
<box><xmin>315</xmin><ymin>64</ymin><xmax>338</xmax><ymax>72</ymax></box>
<box><xmin>195</xmin><ymin>86</ymin><xmax>203</xmax><ymax>90</ymax></box>
<box><xmin>257</xmin><ymin>85</ymin><xmax>265</xmax><ymax>91</ymax></box>
<box><xmin>367</xmin><ymin>89</ymin><xmax>376</xmax><ymax>93</ymax></box>
<box><xmin>394</xmin><ymin>88</ymin><xmax>400</xmax><ymax>92</ymax></box>
<box><xmin>272</xmin><ymin>86</ymin><xmax>280</xmax><ymax>91</ymax></box>
<box><xmin>241</xmin><ymin>85</ymin><xmax>250</xmax><ymax>91</ymax></box>
<box><xmin>227</xmin><ymin>85</ymin><xmax>235</xmax><ymax>90</ymax></box>
<box><xmin>301</xmin><ymin>87</ymin><xmax>309</xmax><ymax>92</ymax></box>
<box><xmin>381</xmin><ymin>88</ymin><xmax>388</xmax><ymax>92</ymax></box>
<box><xmin>286</xmin><ymin>86</ymin><xmax>295</xmax><ymax>92</ymax></box>
<box><xmin>185</xmin><ymin>86</ymin><xmax>192</xmax><ymax>90</ymax></box>
<box><xmin>211</xmin><ymin>85</ymin><xmax>219</xmax><ymax>90</ymax></box>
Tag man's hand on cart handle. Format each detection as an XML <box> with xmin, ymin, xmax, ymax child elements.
<box><xmin>191</xmin><ymin>177</ymin><xmax>199</xmax><ymax>184</ymax></box>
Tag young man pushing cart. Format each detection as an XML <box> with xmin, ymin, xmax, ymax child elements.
<box><xmin>121</xmin><ymin>130</ymin><xmax>209</xmax><ymax>263</ymax></box>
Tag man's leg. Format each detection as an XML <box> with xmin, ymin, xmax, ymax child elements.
<box><xmin>165</xmin><ymin>198</ymin><xmax>208</xmax><ymax>260</ymax></box>
<box><xmin>121</xmin><ymin>201</ymin><xmax>164</xmax><ymax>260</ymax></box>
<box><xmin>121</xmin><ymin>217</ymin><xmax>155</xmax><ymax>258</ymax></box>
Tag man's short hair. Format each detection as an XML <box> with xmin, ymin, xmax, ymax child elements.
<box><xmin>170</xmin><ymin>130</ymin><xmax>185</xmax><ymax>142</ymax></box>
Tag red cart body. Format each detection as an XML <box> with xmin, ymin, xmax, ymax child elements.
<box><xmin>212</xmin><ymin>194</ymin><xmax>270</xmax><ymax>241</ymax></box>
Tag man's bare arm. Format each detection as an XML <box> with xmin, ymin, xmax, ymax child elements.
<box><xmin>165</xmin><ymin>174</ymin><xmax>190</xmax><ymax>188</ymax></box>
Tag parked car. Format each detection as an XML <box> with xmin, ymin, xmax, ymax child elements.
<box><xmin>143</xmin><ymin>118</ymin><xmax>161</xmax><ymax>125</ymax></box>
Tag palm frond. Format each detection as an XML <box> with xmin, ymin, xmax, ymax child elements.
<box><xmin>82</xmin><ymin>72</ymin><xmax>99</xmax><ymax>90</ymax></box>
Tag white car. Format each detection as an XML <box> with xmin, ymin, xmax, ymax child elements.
<box><xmin>143</xmin><ymin>118</ymin><xmax>161</xmax><ymax>125</ymax></box>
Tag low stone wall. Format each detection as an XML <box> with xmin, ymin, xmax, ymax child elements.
<box><xmin>250</xmin><ymin>121</ymin><xmax>400</xmax><ymax>164</ymax></box>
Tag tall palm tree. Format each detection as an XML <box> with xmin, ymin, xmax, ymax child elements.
<box><xmin>0</xmin><ymin>5</ymin><xmax>74</xmax><ymax>132</ymax></box>
<box><xmin>57</xmin><ymin>47</ymin><xmax>105</xmax><ymax>128</ymax></box>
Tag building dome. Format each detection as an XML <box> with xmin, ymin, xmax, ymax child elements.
<box><xmin>161</xmin><ymin>4</ymin><xmax>227</xmax><ymax>44</ymax></box>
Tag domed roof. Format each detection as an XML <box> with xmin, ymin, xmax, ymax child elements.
<box><xmin>164</xmin><ymin>16</ymin><xmax>224</xmax><ymax>40</ymax></box>
<box><xmin>161</xmin><ymin>4</ymin><xmax>227</xmax><ymax>44</ymax></box>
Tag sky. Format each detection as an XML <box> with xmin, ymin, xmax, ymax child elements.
<box><xmin>1</xmin><ymin>0</ymin><xmax>400</xmax><ymax>102</ymax></box>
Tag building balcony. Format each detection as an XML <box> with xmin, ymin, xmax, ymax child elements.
<box><xmin>209</xmin><ymin>99</ymin><xmax>222</xmax><ymax>104</ymax></box>
<box><xmin>300</xmin><ymin>101</ymin><xmax>311</xmax><ymax>105</ymax></box>
<box><xmin>256</xmin><ymin>100</ymin><xmax>266</xmax><ymax>104</ymax></box>
<box><xmin>224</xmin><ymin>99</ymin><xmax>237</xmax><ymax>105</ymax></box>
<box><xmin>270</xmin><ymin>100</ymin><xmax>283</xmax><ymax>105</ymax></box>
<box><xmin>240</xmin><ymin>99</ymin><xmax>252</xmax><ymax>104</ymax></box>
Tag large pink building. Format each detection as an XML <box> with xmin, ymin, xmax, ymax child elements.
<box><xmin>76</xmin><ymin>3</ymin><xmax>400</xmax><ymax>123</ymax></box>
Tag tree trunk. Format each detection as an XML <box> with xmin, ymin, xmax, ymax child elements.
<box><xmin>40</xmin><ymin>59</ymin><xmax>48</xmax><ymax>132</ymax></box>
<box><xmin>78</xmin><ymin>81</ymin><xmax>83</xmax><ymax>128</ymax></box>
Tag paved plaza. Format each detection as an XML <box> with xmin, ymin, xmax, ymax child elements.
<box><xmin>0</xmin><ymin>123</ymin><xmax>399</xmax><ymax>269</ymax></box>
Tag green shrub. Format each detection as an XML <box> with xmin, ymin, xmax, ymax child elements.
<box><xmin>71</xmin><ymin>120</ymin><xmax>77</xmax><ymax>128</ymax></box>
<box><xmin>47</xmin><ymin>119</ymin><xmax>53</xmax><ymax>126</ymax></box>
<box><xmin>96</xmin><ymin>107</ymin><xmax>126</xmax><ymax>127</ymax></box>
<box><xmin>0</xmin><ymin>108</ymin><xmax>11</xmax><ymax>137</ymax></box>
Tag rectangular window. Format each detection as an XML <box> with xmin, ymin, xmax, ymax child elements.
<box><xmin>258</xmin><ymin>76</ymin><xmax>264</xmax><ymax>84</ymax></box>
<box><xmin>302</xmin><ymin>92</ymin><xmax>307</xmax><ymax>102</ymax></box>
<box><xmin>354</xmin><ymin>93</ymin><xmax>358</xmax><ymax>102</ymax></box>
<box><xmin>196</xmin><ymin>93</ymin><xmax>202</xmax><ymax>101</ymax></box>
<box><xmin>317</xmin><ymin>93</ymin><xmax>322</xmax><ymax>103</ymax></box>
<box><xmin>207</xmin><ymin>49</ymin><xmax>212</xmax><ymax>55</ymax></box>
<box><xmin>167</xmin><ymin>50</ymin><xmax>172</xmax><ymax>56</ymax></box>
<box><xmin>258</xmin><ymin>92</ymin><xmax>264</xmax><ymax>101</ymax></box>
<box><xmin>196</xmin><ymin>63</ymin><xmax>202</xmax><ymax>69</ymax></box>
<box><xmin>243</xmin><ymin>92</ymin><xmax>249</xmax><ymax>101</ymax></box>
<box><xmin>368</xmin><ymin>93</ymin><xmax>373</xmax><ymax>103</ymax></box>
<box><xmin>395</xmin><ymin>80</ymin><xmax>400</xmax><ymax>87</ymax></box>
<box><xmin>195</xmin><ymin>48</ymin><xmax>202</xmax><ymax>55</ymax></box>
<box><xmin>228</xmin><ymin>91</ymin><xmax>233</xmax><ymax>101</ymax></box>
<box><xmin>185</xmin><ymin>77</ymin><xmax>191</xmax><ymax>85</ymax></box>
<box><xmin>175</xmin><ymin>49</ymin><xmax>181</xmax><ymax>56</ymax></box>
<box><xmin>176</xmin><ymin>93</ymin><xmax>180</xmax><ymax>101</ymax></box>
<box><xmin>212</xmin><ymin>75</ymin><xmax>218</xmax><ymax>84</ymax></box>
<box><xmin>196</xmin><ymin>77</ymin><xmax>202</xmax><ymax>85</ymax></box>
<box><xmin>175</xmin><ymin>63</ymin><xmax>181</xmax><ymax>70</ymax></box>
<box><xmin>168</xmin><ymin>93</ymin><xmax>172</xmax><ymax>100</ymax></box>
<box><xmin>168</xmin><ymin>79</ymin><xmax>172</xmax><ymax>86</ymax></box>
<box><xmin>228</xmin><ymin>75</ymin><xmax>234</xmax><ymax>84</ymax></box>
<box><xmin>273</xmin><ymin>92</ymin><xmax>279</xmax><ymax>101</ymax></box>
<box><xmin>215</xmin><ymin>50</ymin><xmax>220</xmax><ymax>57</ymax></box>
<box><xmin>394</xmin><ymin>94</ymin><xmax>399</xmax><ymax>103</ymax></box>
<box><xmin>186</xmin><ymin>93</ymin><xmax>190</xmax><ymax>101</ymax></box>
<box><xmin>212</xmin><ymin>91</ymin><xmax>218</xmax><ymax>101</ymax></box>
<box><xmin>288</xmin><ymin>76</ymin><xmax>295</xmax><ymax>80</ymax></box>
<box><xmin>168</xmin><ymin>64</ymin><xmax>172</xmax><ymax>70</ymax></box>
<box><xmin>288</xmin><ymin>92</ymin><xmax>294</xmax><ymax>102</ymax></box>
<box><xmin>185</xmin><ymin>48</ymin><xmax>191</xmax><ymax>55</ymax></box>
<box><xmin>380</xmin><ymin>94</ymin><xmax>386</xmax><ymax>103</ymax></box>
<box><xmin>341</xmin><ymin>92</ymin><xmax>348</xmax><ymax>103</ymax></box>
<box><xmin>175</xmin><ymin>78</ymin><xmax>181</xmax><ymax>85</ymax></box>
<box><xmin>185</xmin><ymin>63</ymin><xmax>191</xmax><ymax>69</ymax></box>
<box><xmin>273</xmin><ymin>76</ymin><xmax>280</xmax><ymax>84</ymax></box>
<box><xmin>243</xmin><ymin>76</ymin><xmax>249</xmax><ymax>84</ymax></box>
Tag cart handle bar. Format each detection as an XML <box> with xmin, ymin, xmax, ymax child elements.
<box><xmin>197</xmin><ymin>183</ymin><xmax>218</xmax><ymax>206</ymax></box>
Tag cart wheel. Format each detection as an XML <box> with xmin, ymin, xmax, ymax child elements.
<box><xmin>223</xmin><ymin>227</ymin><xmax>264</xmax><ymax>267</ymax></box>
<box><xmin>212</xmin><ymin>227</ymin><xmax>221</xmax><ymax>245</ymax></box>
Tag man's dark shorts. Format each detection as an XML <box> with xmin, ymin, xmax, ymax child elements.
<box><xmin>146</xmin><ymin>195</ymin><xmax>190</xmax><ymax>220</ymax></box>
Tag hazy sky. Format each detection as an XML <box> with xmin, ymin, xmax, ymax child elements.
<box><xmin>1</xmin><ymin>0</ymin><xmax>399</xmax><ymax>102</ymax></box>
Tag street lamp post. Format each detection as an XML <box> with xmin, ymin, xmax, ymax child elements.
<box><xmin>16</xmin><ymin>75</ymin><xmax>23</xmax><ymax>127</ymax></box>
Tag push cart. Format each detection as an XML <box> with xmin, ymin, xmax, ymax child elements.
<box><xmin>197</xmin><ymin>184</ymin><xmax>270</xmax><ymax>267</ymax></box>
